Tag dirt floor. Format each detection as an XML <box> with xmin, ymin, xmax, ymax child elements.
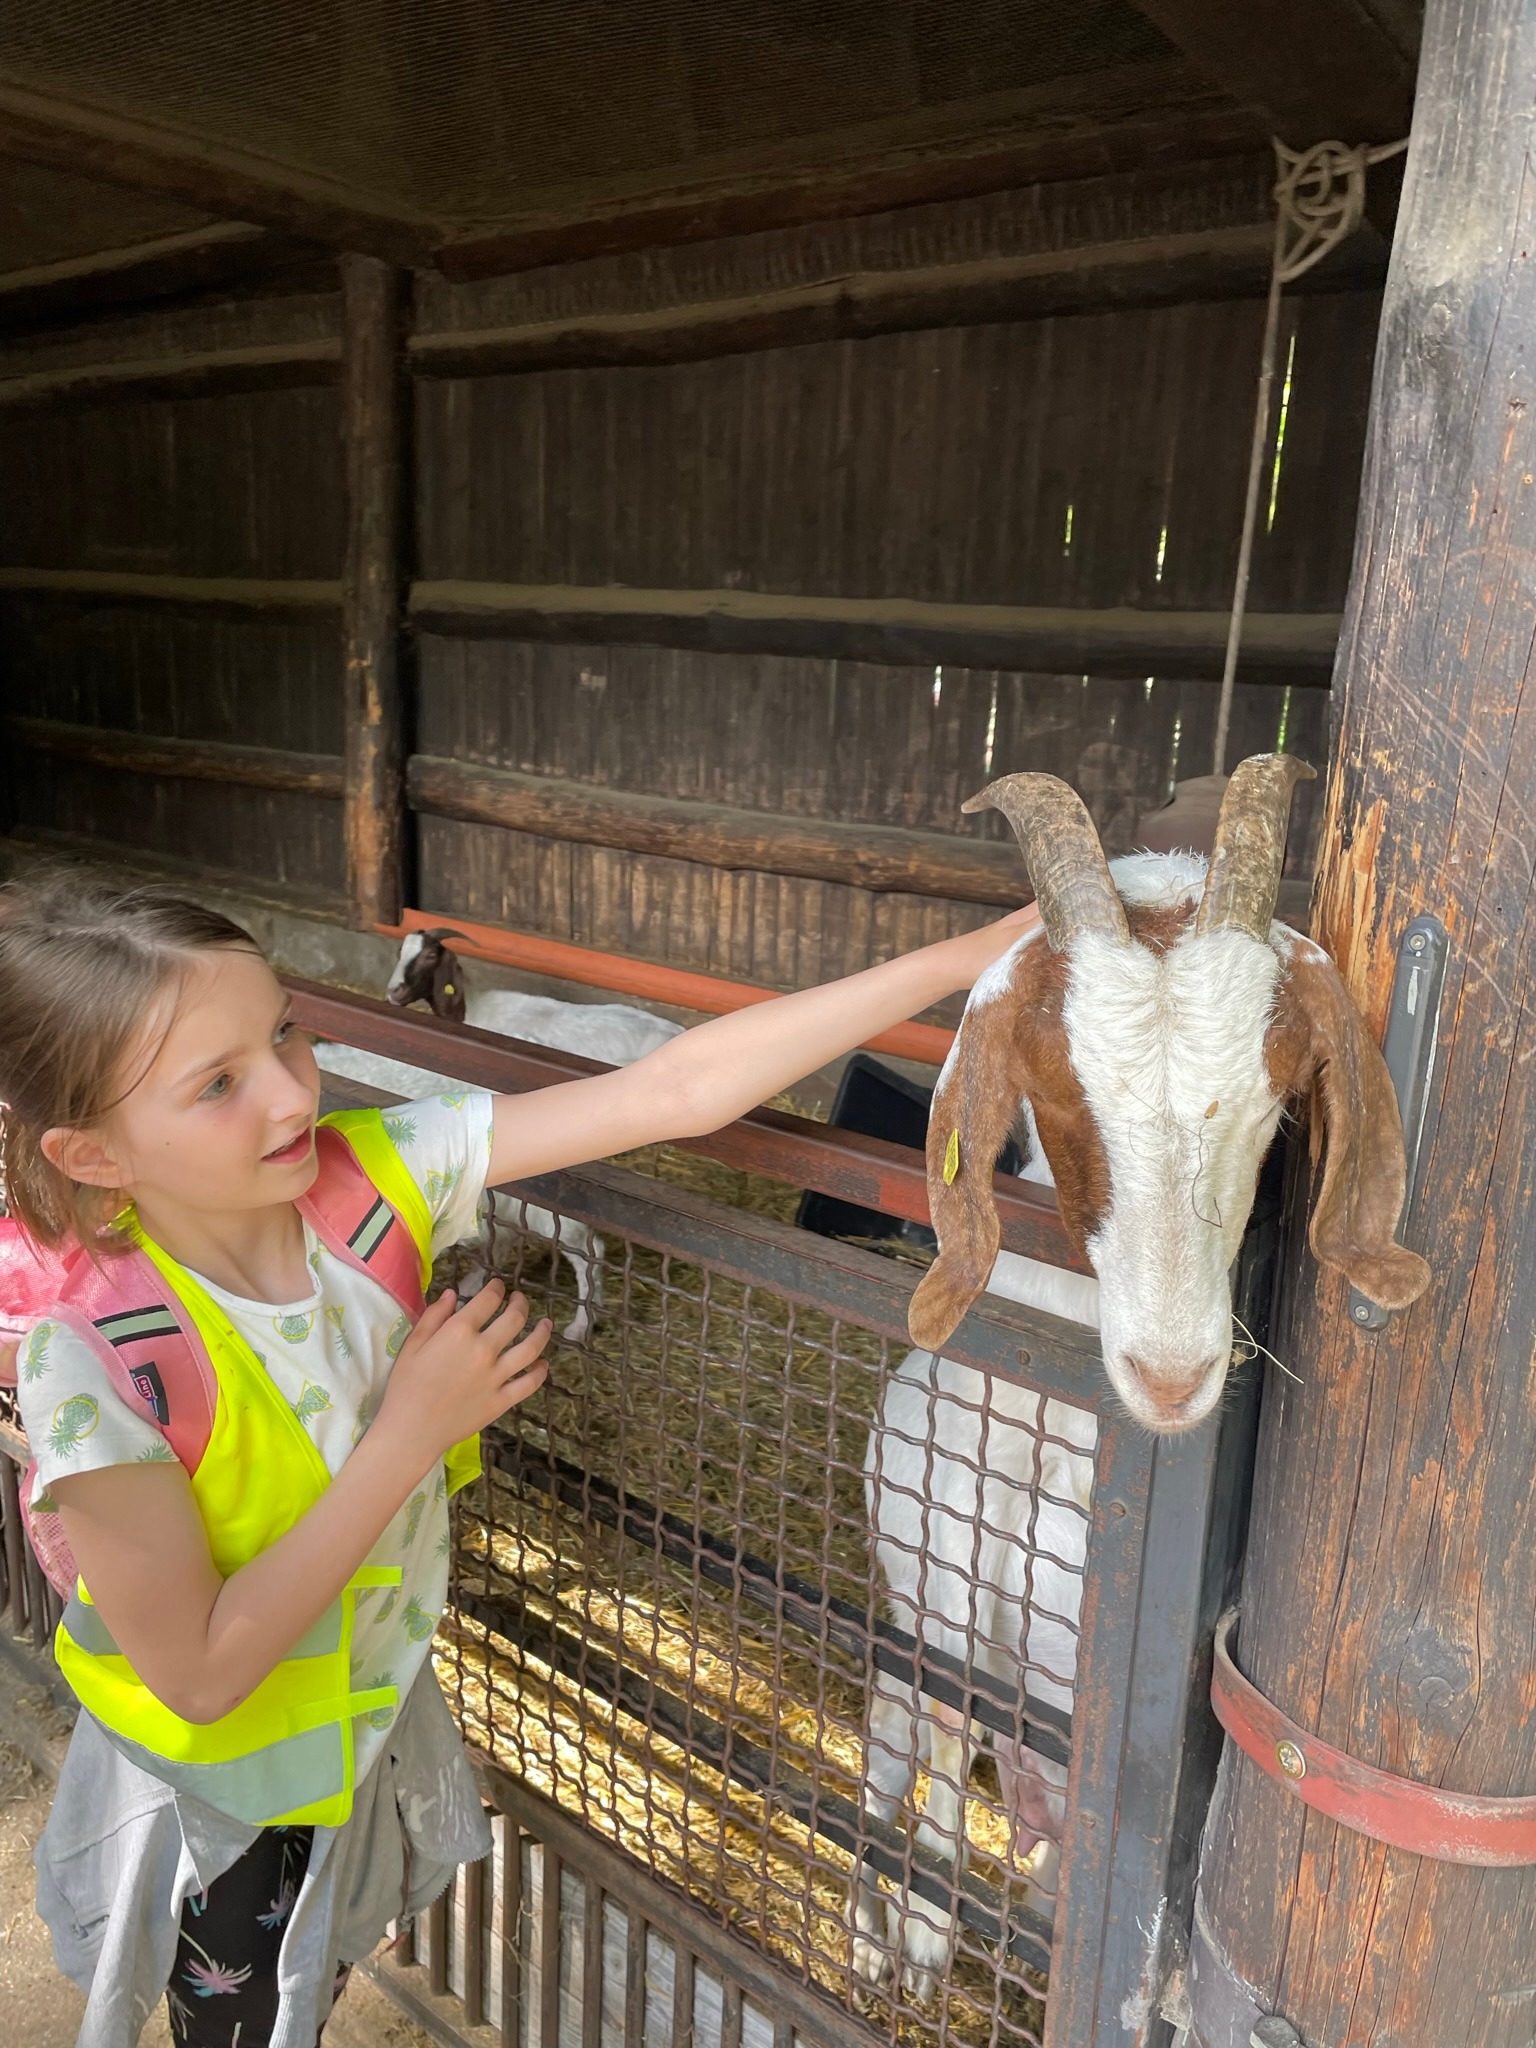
<box><xmin>0</xmin><ymin>1648</ymin><xmax>434</xmax><ymax>2048</ymax></box>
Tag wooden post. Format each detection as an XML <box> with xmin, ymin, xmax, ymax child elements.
<box><xmin>341</xmin><ymin>253</ymin><xmax>409</xmax><ymax>929</ymax></box>
<box><xmin>1190</xmin><ymin>2</ymin><xmax>1536</xmax><ymax>2042</ymax></box>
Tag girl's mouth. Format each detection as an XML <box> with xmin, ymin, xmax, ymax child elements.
<box><xmin>262</xmin><ymin>1127</ymin><xmax>314</xmax><ymax>1168</ymax></box>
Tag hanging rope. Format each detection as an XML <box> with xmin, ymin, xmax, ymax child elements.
<box><xmin>1211</xmin><ymin>135</ymin><xmax>1411</xmax><ymax>776</ymax></box>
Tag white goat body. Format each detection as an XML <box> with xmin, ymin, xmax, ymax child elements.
<box><xmin>316</xmin><ymin>957</ymin><xmax>682</xmax><ymax>1341</ymax></box>
<box><xmin>856</xmin><ymin>1138</ymin><xmax>1098</xmax><ymax>1996</ymax></box>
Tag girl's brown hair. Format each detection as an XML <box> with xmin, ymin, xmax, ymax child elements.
<box><xmin>0</xmin><ymin>869</ymin><xmax>261</xmax><ymax>1248</ymax></box>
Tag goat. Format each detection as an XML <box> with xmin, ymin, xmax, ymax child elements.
<box><xmin>854</xmin><ymin>754</ymin><xmax>1431</xmax><ymax>1994</ymax></box>
<box><xmin>314</xmin><ymin>931</ymin><xmax>683</xmax><ymax>1342</ymax></box>
<box><xmin>909</xmin><ymin>753</ymin><xmax>1429</xmax><ymax>1434</ymax></box>
<box><xmin>855</xmin><ymin>1128</ymin><xmax>1097</xmax><ymax>1998</ymax></box>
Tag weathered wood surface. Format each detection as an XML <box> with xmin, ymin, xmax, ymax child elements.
<box><xmin>0</xmin><ymin>162</ymin><xmax>1352</xmax><ymax>963</ymax></box>
<box><xmin>0</xmin><ymin>339</ymin><xmax>342</xmax><ymax>408</ymax></box>
<box><xmin>340</xmin><ymin>255</ymin><xmax>409</xmax><ymax>928</ymax></box>
<box><xmin>410</xmin><ymin>581</ymin><xmax>1338</xmax><ymax>682</ymax></box>
<box><xmin>436</xmin><ymin>63</ymin><xmax>1261</xmax><ymax>277</ymax></box>
<box><xmin>1192</xmin><ymin>2</ymin><xmax>1536</xmax><ymax>2042</ymax></box>
<box><xmin>413</xmin><ymin>225</ymin><xmax>1383</xmax><ymax>380</ymax></box>
<box><xmin>406</xmin><ymin>753</ymin><xmax>1027</xmax><ymax>905</ymax></box>
<box><xmin>6</xmin><ymin>716</ymin><xmax>341</xmax><ymax>795</ymax></box>
<box><xmin>0</xmin><ymin>222</ymin><xmax>327</xmax><ymax>332</ymax></box>
<box><xmin>1128</xmin><ymin>0</ymin><xmax>1418</xmax><ymax>142</ymax></box>
<box><xmin>0</xmin><ymin>79</ymin><xmax>434</xmax><ymax>264</ymax></box>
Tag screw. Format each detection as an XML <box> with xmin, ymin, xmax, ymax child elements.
<box><xmin>1276</xmin><ymin>1739</ymin><xmax>1307</xmax><ymax>1779</ymax></box>
<box><xmin>1408</xmin><ymin>932</ymin><xmax>1427</xmax><ymax>953</ymax></box>
<box><xmin>1353</xmin><ymin>1303</ymin><xmax>1373</xmax><ymax>1323</ymax></box>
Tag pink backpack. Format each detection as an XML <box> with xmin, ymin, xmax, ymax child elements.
<box><xmin>0</xmin><ymin>1122</ymin><xmax>426</xmax><ymax>1595</ymax></box>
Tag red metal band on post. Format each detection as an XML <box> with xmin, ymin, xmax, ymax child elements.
<box><xmin>1211</xmin><ymin>1609</ymin><xmax>1536</xmax><ymax>1867</ymax></box>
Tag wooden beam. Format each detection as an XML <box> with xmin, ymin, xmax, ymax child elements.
<box><xmin>0</xmin><ymin>81</ymin><xmax>437</xmax><ymax>266</ymax></box>
<box><xmin>7</xmin><ymin>716</ymin><xmax>342</xmax><ymax>796</ymax></box>
<box><xmin>1190</xmin><ymin>1</ymin><xmax>1536</xmax><ymax>2041</ymax></box>
<box><xmin>1126</xmin><ymin>0</ymin><xmax>1418</xmax><ymax>144</ymax></box>
<box><xmin>0</xmin><ymin>338</ymin><xmax>342</xmax><ymax>409</ymax></box>
<box><xmin>340</xmin><ymin>254</ymin><xmax>410</xmax><ymax>930</ymax></box>
<box><xmin>0</xmin><ymin>567</ymin><xmax>339</xmax><ymax>611</ymax></box>
<box><xmin>406</xmin><ymin>754</ymin><xmax>1025</xmax><ymax>906</ymax></box>
<box><xmin>409</xmin><ymin>581</ymin><xmax>1340</xmax><ymax>683</ymax></box>
<box><xmin>413</xmin><ymin>223</ymin><xmax>1384</xmax><ymax>381</ymax></box>
<box><xmin>435</xmin><ymin>68</ymin><xmax>1262</xmax><ymax>280</ymax></box>
<box><xmin>0</xmin><ymin>221</ymin><xmax>331</xmax><ymax>332</ymax></box>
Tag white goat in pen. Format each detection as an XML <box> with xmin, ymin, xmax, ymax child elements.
<box><xmin>315</xmin><ymin>929</ymin><xmax>683</xmax><ymax>1340</ymax></box>
<box><xmin>855</xmin><ymin>754</ymin><xmax>1430</xmax><ymax>1997</ymax></box>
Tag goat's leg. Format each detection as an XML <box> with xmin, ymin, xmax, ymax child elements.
<box><xmin>850</xmin><ymin>1672</ymin><xmax>921</xmax><ymax>1988</ymax></box>
<box><xmin>555</xmin><ymin>1222</ymin><xmax>602</xmax><ymax>1344</ymax></box>
<box><xmin>893</xmin><ymin>1698</ymin><xmax>970</xmax><ymax>2002</ymax></box>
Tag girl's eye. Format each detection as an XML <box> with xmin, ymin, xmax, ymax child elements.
<box><xmin>274</xmin><ymin>1020</ymin><xmax>295</xmax><ymax>1045</ymax></box>
<box><xmin>200</xmin><ymin>1073</ymin><xmax>233</xmax><ymax>1102</ymax></box>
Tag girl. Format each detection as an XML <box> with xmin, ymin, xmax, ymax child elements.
<box><xmin>0</xmin><ymin>868</ymin><xmax>1038</xmax><ymax>2048</ymax></box>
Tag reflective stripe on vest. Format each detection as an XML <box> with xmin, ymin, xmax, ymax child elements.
<box><xmin>58</xmin><ymin>1107</ymin><xmax>480</xmax><ymax>1827</ymax></box>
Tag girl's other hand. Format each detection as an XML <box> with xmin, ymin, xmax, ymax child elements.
<box><xmin>379</xmin><ymin>1280</ymin><xmax>550</xmax><ymax>1465</ymax></box>
<box><xmin>945</xmin><ymin>902</ymin><xmax>1043</xmax><ymax>985</ymax></box>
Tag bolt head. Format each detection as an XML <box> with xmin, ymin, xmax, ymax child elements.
<box><xmin>1276</xmin><ymin>1739</ymin><xmax>1307</xmax><ymax>1779</ymax></box>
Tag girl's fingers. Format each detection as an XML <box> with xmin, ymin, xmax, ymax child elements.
<box><xmin>415</xmin><ymin>1289</ymin><xmax>456</xmax><ymax>1335</ymax></box>
<box><xmin>484</xmin><ymin>1291</ymin><xmax>532</xmax><ymax>1348</ymax></box>
<box><xmin>497</xmin><ymin>1320</ymin><xmax>552</xmax><ymax>1379</ymax></box>
<box><xmin>460</xmin><ymin>1277</ymin><xmax>508</xmax><ymax>1329</ymax></box>
<box><xmin>497</xmin><ymin>1356</ymin><xmax>551</xmax><ymax>1409</ymax></box>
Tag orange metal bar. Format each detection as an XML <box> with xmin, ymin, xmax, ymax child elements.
<box><xmin>380</xmin><ymin>908</ymin><xmax>957</xmax><ymax>1066</ymax></box>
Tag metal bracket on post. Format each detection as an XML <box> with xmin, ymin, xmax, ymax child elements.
<box><xmin>1251</xmin><ymin>2019</ymin><xmax>1304</xmax><ymax>2048</ymax></box>
<box><xmin>1348</xmin><ymin>914</ymin><xmax>1448</xmax><ymax>1333</ymax></box>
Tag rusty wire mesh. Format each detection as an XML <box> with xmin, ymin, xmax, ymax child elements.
<box><xmin>432</xmin><ymin>1181</ymin><xmax>1095</xmax><ymax>2048</ymax></box>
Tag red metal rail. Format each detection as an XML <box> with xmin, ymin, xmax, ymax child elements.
<box><xmin>285</xmin><ymin>975</ymin><xmax>1083</xmax><ymax>1271</ymax></box>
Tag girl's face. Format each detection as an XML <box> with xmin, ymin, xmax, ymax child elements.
<box><xmin>85</xmin><ymin>948</ymin><xmax>322</xmax><ymax>1220</ymax></box>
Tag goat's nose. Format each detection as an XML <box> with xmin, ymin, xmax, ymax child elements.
<box><xmin>1125</xmin><ymin>1355</ymin><xmax>1224</xmax><ymax>1406</ymax></box>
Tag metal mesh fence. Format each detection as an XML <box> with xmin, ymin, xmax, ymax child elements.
<box><xmin>433</xmin><ymin>1175</ymin><xmax>1097</xmax><ymax>2048</ymax></box>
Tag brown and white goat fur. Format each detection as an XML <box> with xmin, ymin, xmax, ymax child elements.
<box><xmin>909</xmin><ymin>754</ymin><xmax>1429</xmax><ymax>1434</ymax></box>
<box><xmin>852</xmin><ymin>755</ymin><xmax>1429</xmax><ymax>1997</ymax></box>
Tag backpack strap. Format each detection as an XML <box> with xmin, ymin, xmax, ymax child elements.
<box><xmin>51</xmin><ymin>1249</ymin><xmax>220</xmax><ymax>1472</ymax></box>
<box><xmin>301</xmin><ymin>1112</ymin><xmax>431</xmax><ymax>1314</ymax></box>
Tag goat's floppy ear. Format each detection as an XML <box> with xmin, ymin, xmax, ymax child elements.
<box><xmin>1275</xmin><ymin>942</ymin><xmax>1431</xmax><ymax>1311</ymax></box>
<box><xmin>429</xmin><ymin>945</ymin><xmax>468</xmax><ymax>1024</ymax></box>
<box><xmin>909</xmin><ymin>951</ymin><xmax>1035</xmax><ymax>1352</ymax></box>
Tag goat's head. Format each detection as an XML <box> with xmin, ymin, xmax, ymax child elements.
<box><xmin>386</xmin><ymin>929</ymin><xmax>469</xmax><ymax>1024</ymax></box>
<box><xmin>909</xmin><ymin>754</ymin><xmax>1430</xmax><ymax>1434</ymax></box>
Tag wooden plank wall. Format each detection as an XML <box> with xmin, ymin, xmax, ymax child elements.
<box><xmin>0</xmin><ymin>152</ymin><xmax>1368</xmax><ymax>989</ymax></box>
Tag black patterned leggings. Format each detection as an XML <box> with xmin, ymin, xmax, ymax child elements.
<box><xmin>165</xmin><ymin>1825</ymin><xmax>351</xmax><ymax>2048</ymax></box>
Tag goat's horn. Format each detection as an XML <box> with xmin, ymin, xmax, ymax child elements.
<box><xmin>420</xmin><ymin>927</ymin><xmax>468</xmax><ymax>944</ymax></box>
<box><xmin>1195</xmin><ymin>754</ymin><xmax>1316</xmax><ymax>939</ymax></box>
<box><xmin>963</xmin><ymin>774</ymin><xmax>1129</xmax><ymax>951</ymax></box>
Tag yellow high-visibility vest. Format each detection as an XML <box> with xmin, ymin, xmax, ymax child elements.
<box><xmin>54</xmin><ymin>1108</ymin><xmax>481</xmax><ymax>1828</ymax></box>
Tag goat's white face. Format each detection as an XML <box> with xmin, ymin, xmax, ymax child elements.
<box><xmin>1060</xmin><ymin>923</ymin><xmax>1286</xmax><ymax>1430</ymax></box>
<box><xmin>910</xmin><ymin>759</ymin><xmax>1430</xmax><ymax>1436</ymax></box>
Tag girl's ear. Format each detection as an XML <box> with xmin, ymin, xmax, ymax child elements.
<box><xmin>40</xmin><ymin>1124</ymin><xmax>123</xmax><ymax>1193</ymax></box>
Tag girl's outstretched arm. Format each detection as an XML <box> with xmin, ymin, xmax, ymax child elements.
<box><xmin>487</xmin><ymin>904</ymin><xmax>1040</xmax><ymax>1187</ymax></box>
<box><xmin>48</xmin><ymin>1282</ymin><xmax>548</xmax><ymax>1725</ymax></box>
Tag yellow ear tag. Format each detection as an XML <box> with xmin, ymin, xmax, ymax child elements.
<box><xmin>443</xmin><ymin>982</ymin><xmax>456</xmax><ymax>996</ymax></box>
<box><xmin>943</xmin><ymin>1129</ymin><xmax>961</xmax><ymax>1185</ymax></box>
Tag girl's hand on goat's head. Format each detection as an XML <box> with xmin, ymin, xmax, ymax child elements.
<box><xmin>946</xmin><ymin>902</ymin><xmax>1044</xmax><ymax>986</ymax></box>
<box><xmin>377</xmin><ymin>1280</ymin><xmax>551</xmax><ymax>1467</ymax></box>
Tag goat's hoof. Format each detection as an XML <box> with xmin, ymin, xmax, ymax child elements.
<box><xmin>896</xmin><ymin>1915</ymin><xmax>952</xmax><ymax>2005</ymax></box>
<box><xmin>851</xmin><ymin>1924</ymin><xmax>891</xmax><ymax>1990</ymax></box>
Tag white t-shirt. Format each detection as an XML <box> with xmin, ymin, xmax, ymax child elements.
<box><xmin>15</xmin><ymin>1091</ymin><xmax>495</xmax><ymax>1786</ymax></box>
